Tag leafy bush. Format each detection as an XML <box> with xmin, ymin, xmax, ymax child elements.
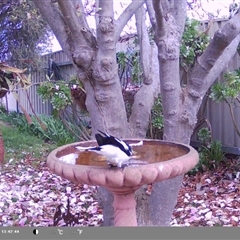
<box><xmin>0</xmin><ymin>104</ymin><xmax>7</xmax><ymax>114</ymax></box>
<box><xmin>30</xmin><ymin>115</ymin><xmax>75</xmax><ymax>145</ymax></box>
<box><xmin>210</xmin><ymin>70</ymin><xmax>240</xmax><ymax>138</ymax></box>
<box><xmin>180</xmin><ymin>18</ymin><xmax>209</xmax><ymax>70</ymax></box>
<box><xmin>0</xmin><ymin>111</ymin><xmax>75</xmax><ymax>146</ymax></box>
<box><xmin>37</xmin><ymin>80</ymin><xmax>72</xmax><ymax>114</ymax></box>
<box><xmin>147</xmin><ymin>95</ymin><xmax>164</xmax><ymax>139</ymax></box>
<box><xmin>197</xmin><ymin>127</ymin><xmax>211</xmax><ymax>147</ymax></box>
<box><xmin>189</xmin><ymin>128</ymin><xmax>225</xmax><ymax>174</ymax></box>
<box><xmin>210</xmin><ymin>70</ymin><xmax>240</xmax><ymax>103</ymax></box>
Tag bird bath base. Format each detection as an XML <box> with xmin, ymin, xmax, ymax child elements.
<box><xmin>47</xmin><ymin>139</ymin><xmax>199</xmax><ymax>226</ymax></box>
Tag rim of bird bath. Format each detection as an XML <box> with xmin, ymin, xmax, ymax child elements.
<box><xmin>47</xmin><ymin>139</ymin><xmax>199</xmax><ymax>226</ymax></box>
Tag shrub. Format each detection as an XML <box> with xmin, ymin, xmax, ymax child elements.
<box><xmin>0</xmin><ymin>111</ymin><xmax>75</xmax><ymax>146</ymax></box>
<box><xmin>189</xmin><ymin>128</ymin><xmax>225</xmax><ymax>174</ymax></box>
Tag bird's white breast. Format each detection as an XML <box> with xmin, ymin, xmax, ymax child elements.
<box><xmin>90</xmin><ymin>145</ymin><xmax>131</xmax><ymax>166</ymax></box>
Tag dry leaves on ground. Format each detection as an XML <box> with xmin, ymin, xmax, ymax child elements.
<box><xmin>171</xmin><ymin>158</ymin><xmax>240</xmax><ymax>226</ymax></box>
<box><xmin>0</xmin><ymin>156</ymin><xmax>103</xmax><ymax>227</ymax></box>
<box><xmin>0</xmin><ymin>155</ymin><xmax>239</xmax><ymax>226</ymax></box>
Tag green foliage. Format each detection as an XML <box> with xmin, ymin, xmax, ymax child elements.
<box><xmin>0</xmin><ymin>0</ymin><xmax>51</xmax><ymax>69</ymax></box>
<box><xmin>210</xmin><ymin>70</ymin><xmax>240</xmax><ymax>103</ymax></box>
<box><xmin>31</xmin><ymin>115</ymin><xmax>75</xmax><ymax>146</ymax></box>
<box><xmin>36</xmin><ymin>75</ymin><xmax>91</xmax><ymax>141</ymax></box>
<box><xmin>200</xmin><ymin>140</ymin><xmax>225</xmax><ymax>168</ymax></box>
<box><xmin>0</xmin><ymin>104</ymin><xmax>7</xmax><ymax>113</ymax></box>
<box><xmin>117</xmin><ymin>49</ymin><xmax>142</xmax><ymax>85</ymax></box>
<box><xmin>180</xmin><ymin>18</ymin><xmax>209</xmax><ymax>70</ymax></box>
<box><xmin>37</xmin><ymin>80</ymin><xmax>72</xmax><ymax>114</ymax></box>
<box><xmin>189</xmin><ymin>128</ymin><xmax>225</xmax><ymax>174</ymax></box>
<box><xmin>151</xmin><ymin>96</ymin><xmax>164</xmax><ymax>130</ymax></box>
<box><xmin>147</xmin><ymin>95</ymin><xmax>164</xmax><ymax>139</ymax></box>
<box><xmin>0</xmin><ymin>111</ymin><xmax>75</xmax><ymax>146</ymax></box>
<box><xmin>197</xmin><ymin>127</ymin><xmax>211</xmax><ymax>147</ymax></box>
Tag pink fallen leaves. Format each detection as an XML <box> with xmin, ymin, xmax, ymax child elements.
<box><xmin>0</xmin><ymin>156</ymin><xmax>103</xmax><ymax>227</ymax></box>
<box><xmin>171</xmin><ymin>158</ymin><xmax>240</xmax><ymax>226</ymax></box>
<box><xmin>0</xmin><ymin>154</ymin><xmax>239</xmax><ymax>226</ymax></box>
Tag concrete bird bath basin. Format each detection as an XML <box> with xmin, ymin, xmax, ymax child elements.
<box><xmin>47</xmin><ymin>139</ymin><xmax>199</xmax><ymax>226</ymax></box>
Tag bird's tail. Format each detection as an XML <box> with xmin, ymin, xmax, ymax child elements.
<box><xmin>129</xmin><ymin>140</ymin><xmax>143</xmax><ymax>147</ymax></box>
<box><xmin>75</xmin><ymin>146</ymin><xmax>101</xmax><ymax>152</ymax></box>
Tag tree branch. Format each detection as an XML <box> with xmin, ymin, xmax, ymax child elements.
<box><xmin>173</xmin><ymin>0</ymin><xmax>187</xmax><ymax>38</ymax></box>
<box><xmin>98</xmin><ymin>0</ymin><xmax>114</xmax><ymax>18</ymax></box>
<box><xmin>114</xmin><ymin>0</ymin><xmax>144</xmax><ymax>43</ymax></box>
<box><xmin>204</xmin><ymin>35</ymin><xmax>240</xmax><ymax>92</ymax></box>
<box><xmin>188</xmin><ymin>15</ymin><xmax>240</xmax><ymax>99</ymax></box>
<box><xmin>145</xmin><ymin>0</ymin><xmax>156</xmax><ymax>31</ymax></box>
<box><xmin>129</xmin><ymin>3</ymin><xmax>160</xmax><ymax>137</ymax></box>
<box><xmin>95</xmin><ymin>0</ymin><xmax>100</xmax><ymax>27</ymax></box>
<box><xmin>180</xmin><ymin>34</ymin><xmax>240</xmax><ymax>144</ymax></box>
<box><xmin>32</xmin><ymin>0</ymin><xmax>71</xmax><ymax>57</ymax></box>
<box><xmin>152</xmin><ymin>0</ymin><xmax>165</xmax><ymax>37</ymax></box>
<box><xmin>96</xmin><ymin>0</ymin><xmax>114</xmax><ymax>52</ymax></box>
<box><xmin>135</xmin><ymin>5</ymin><xmax>151</xmax><ymax>84</ymax></box>
<box><xmin>57</xmin><ymin>0</ymin><xmax>88</xmax><ymax>42</ymax></box>
<box><xmin>129</xmin><ymin>45</ymin><xmax>160</xmax><ymax>137</ymax></box>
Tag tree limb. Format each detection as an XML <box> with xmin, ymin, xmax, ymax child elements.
<box><xmin>188</xmin><ymin>14</ymin><xmax>240</xmax><ymax>99</ymax></box>
<box><xmin>129</xmin><ymin>3</ymin><xmax>159</xmax><ymax>137</ymax></box>
<box><xmin>135</xmin><ymin>5</ymin><xmax>151</xmax><ymax>85</ymax></box>
<box><xmin>114</xmin><ymin>0</ymin><xmax>144</xmax><ymax>43</ymax></box>
<box><xmin>180</xmin><ymin>35</ymin><xmax>240</xmax><ymax>144</ymax></box>
<box><xmin>57</xmin><ymin>0</ymin><xmax>89</xmax><ymax>37</ymax></box>
<box><xmin>32</xmin><ymin>0</ymin><xmax>71</xmax><ymax>57</ymax></box>
<box><xmin>152</xmin><ymin>0</ymin><xmax>166</xmax><ymax>37</ymax></box>
<box><xmin>173</xmin><ymin>0</ymin><xmax>187</xmax><ymax>38</ymax></box>
<box><xmin>145</xmin><ymin>0</ymin><xmax>156</xmax><ymax>31</ymax></box>
<box><xmin>129</xmin><ymin>46</ymin><xmax>159</xmax><ymax>137</ymax></box>
<box><xmin>95</xmin><ymin>0</ymin><xmax>100</xmax><ymax>27</ymax></box>
<box><xmin>204</xmin><ymin>34</ymin><xmax>240</xmax><ymax>92</ymax></box>
<box><xmin>98</xmin><ymin>0</ymin><xmax>114</xmax><ymax>18</ymax></box>
<box><xmin>96</xmin><ymin>0</ymin><xmax>114</xmax><ymax>42</ymax></box>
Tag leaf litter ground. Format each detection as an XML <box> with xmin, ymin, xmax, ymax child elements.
<box><xmin>0</xmin><ymin>154</ymin><xmax>240</xmax><ymax>226</ymax></box>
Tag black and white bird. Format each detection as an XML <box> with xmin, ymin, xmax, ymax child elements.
<box><xmin>75</xmin><ymin>130</ymin><xmax>142</xmax><ymax>168</ymax></box>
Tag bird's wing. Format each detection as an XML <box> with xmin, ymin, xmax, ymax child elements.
<box><xmin>96</xmin><ymin>130</ymin><xmax>118</xmax><ymax>146</ymax></box>
<box><xmin>95</xmin><ymin>133</ymin><xmax>109</xmax><ymax>146</ymax></box>
<box><xmin>96</xmin><ymin>130</ymin><xmax>132</xmax><ymax>156</ymax></box>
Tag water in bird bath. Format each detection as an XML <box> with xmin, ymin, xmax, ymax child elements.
<box><xmin>57</xmin><ymin>141</ymin><xmax>189</xmax><ymax>167</ymax></box>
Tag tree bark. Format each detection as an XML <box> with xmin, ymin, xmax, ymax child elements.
<box><xmin>33</xmin><ymin>0</ymin><xmax>139</xmax><ymax>137</ymax></box>
<box><xmin>129</xmin><ymin>5</ymin><xmax>160</xmax><ymax>137</ymax></box>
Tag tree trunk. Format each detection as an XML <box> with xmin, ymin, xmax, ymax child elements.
<box><xmin>0</xmin><ymin>130</ymin><xmax>4</xmax><ymax>164</ymax></box>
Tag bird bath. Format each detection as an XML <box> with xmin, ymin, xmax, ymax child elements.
<box><xmin>47</xmin><ymin>139</ymin><xmax>199</xmax><ymax>226</ymax></box>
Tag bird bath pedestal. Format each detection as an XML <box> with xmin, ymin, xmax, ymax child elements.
<box><xmin>47</xmin><ymin>139</ymin><xmax>199</xmax><ymax>226</ymax></box>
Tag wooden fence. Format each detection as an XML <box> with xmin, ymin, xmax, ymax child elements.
<box><xmin>2</xmin><ymin>19</ymin><xmax>240</xmax><ymax>152</ymax></box>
